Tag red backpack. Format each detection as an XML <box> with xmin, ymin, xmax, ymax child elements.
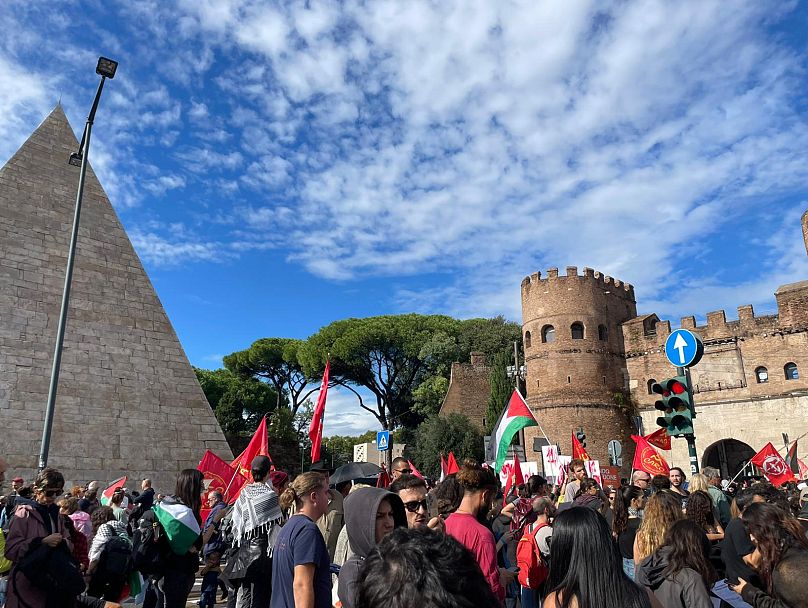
<box><xmin>516</xmin><ymin>521</ymin><xmax>549</xmax><ymax>589</ymax></box>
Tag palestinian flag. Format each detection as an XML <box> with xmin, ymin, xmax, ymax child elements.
<box><xmin>494</xmin><ymin>390</ymin><xmax>538</xmax><ymax>472</ymax></box>
<box><xmin>152</xmin><ymin>497</ymin><xmax>201</xmax><ymax>555</ymax></box>
<box><xmin>100</xmin><ymin>476</ymin><xmax>127</xmax><ymax>506</ymax></box>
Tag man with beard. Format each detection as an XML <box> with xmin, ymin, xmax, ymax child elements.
<box><xmin>444</xmin><ymin>461</ymin><xmax>515</xmax><ymax>603</ymax></box>
<box><xmin>389</xmin><ymin>474</ymin><xmax>443</xmax><ymax>531</ymax></box>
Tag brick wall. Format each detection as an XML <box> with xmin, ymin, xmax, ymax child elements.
<box><xmin>439</xmin><ymin>354</ymin><xmax>492</xmax><ymax>430</ymax></box>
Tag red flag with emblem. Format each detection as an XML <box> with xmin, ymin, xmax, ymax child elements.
<box><xmin>645</xmin><ymin>427</ymin><xmax>672</xmax><ymax>451</ymax></box>
<box><xmin>751</xmin><ymin>442</ymin><xmax>795</xmax><ymax>487</ymax></box>
<box><xmin>231</xmin><ymin>416</ymin><xmax>271</xmax><ymax>478</ymax></box>
<box><xmin>631</xmin><ymin>435</ymin><xmax>670</xmax><ymax>476</ymax></box>
<box><xmin>308</xmin><ymin>360</ymin><xmax>330</xmax><ymax>463</ymax></box>
<box><xmin>572</xmin><ymin>431</ymin><xmax>590</xmax><ymax>460</ymax></box>
<box><xmin>199</xmin><ymin>450</ymin><xmax>247</xmax><ymax>505</ymax></box>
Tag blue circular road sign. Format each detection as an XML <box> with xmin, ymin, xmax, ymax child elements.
<box><xmin>664</xmin><ymin>329</ymin><xmax>704</xmax><ymax>368</ymax></box>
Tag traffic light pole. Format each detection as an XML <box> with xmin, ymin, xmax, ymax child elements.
<box><xmin>680</xmin><ymin>366</ymin><xmax>699</xmax><ymax>475</ymax></box>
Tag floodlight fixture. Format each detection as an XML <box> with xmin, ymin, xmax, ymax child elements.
<box><xmin>68</xmin><ymin>153</ymin><xmax>83</xmax><ymax>167</ymax></box>
<box><xmin>96</xmin><ymin>56</ymin><xmax>118</xmax><ymax>79</ymax></box>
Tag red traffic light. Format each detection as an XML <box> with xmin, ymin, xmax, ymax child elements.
<box><xmin>669</xmin><ymin>381</ymin><xmax>686</xmax><ymax>395</ymax></box>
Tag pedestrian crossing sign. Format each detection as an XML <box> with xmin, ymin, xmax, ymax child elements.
<box><xmin>377</xmin><ymin>430</ymin><xmax>390</xmax><ymax>451</ymax></box>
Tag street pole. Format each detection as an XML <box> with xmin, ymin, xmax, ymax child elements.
<box><xmin>39</xmin><ymin>63</ymin><xmax>115</xmax><ymax>470</ymax></box>
<box><xmin>680</xmin><ymin>366</ymin><xmax>699</xmax><ymax>475</ymax></box>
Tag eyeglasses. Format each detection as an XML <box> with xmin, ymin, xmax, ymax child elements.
<box><xmin>394</xmin><ymin>468</ymin><xmax>412</xmax><ymax>474</ymax></box>
<box><xmin>402</xmin><ymin>499</ymin><xmax>429</xmax><ymax>513</ymax></box>
<box><xmin>42</xmin><ymin>487</ymin><xmax>64</xmax><ymax>498</ymax></box>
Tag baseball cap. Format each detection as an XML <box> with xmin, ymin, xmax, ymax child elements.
<box><xmin>12</xmin><ymin>477</ymin><xmax>23</xmax><ymax>483</ymax></box>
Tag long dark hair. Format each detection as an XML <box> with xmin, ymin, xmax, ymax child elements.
<box><xmin>613</xmin><ymin>485</ymin><xmax>643</xmax><ymax>537</ymax></box>
<box><xmin>547</xmin><ymin>507</ymin><xmax>650</xmax><ymax>608</ymax></box>
<box><xmin>662</xmin><ymin>519</ymin><xmax>717</xmax><ymax>586</ymax></box>
<box><xmin>742</xmin><ymin>502</ymin><xmax>808</xmax><ymax>592</ymax></box>
<box><xmin>175</xmin><ymin>468</ymin><xmax>204</xmax><ymax>523</ymax></box>
<box><xmin>685</xmin><ymin>490</ymin><xmax>716</xmax><ymax>532</ymax></box>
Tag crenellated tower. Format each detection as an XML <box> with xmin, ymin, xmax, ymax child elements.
<box><xmin>520</xmin><ymin>266</ymin><xmax>637</xmax><ymax>468</ymax></box>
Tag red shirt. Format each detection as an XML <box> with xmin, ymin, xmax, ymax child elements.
<box><xmin>445</xmin><ymin>512</ymin><xmax>505</xmax><ymax>602</ymax></box>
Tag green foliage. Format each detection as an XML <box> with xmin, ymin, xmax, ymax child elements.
<box><xmin>412</xmin><ymin>375</ymin><xmax>450</xmax><ymax>419</ymax></box>
<box><xmin>410</xmin><ymin>413</ymin><xmax>485</xmax><ymax>478</ymax></box>
<box><xmin>194</xmin><ymin>367</ymin><xmax>280</xmax><ymax>436</ymax></box>
<box><xmin>456</xmin><ymin>316</ymin><xmax>521</xmax><ymax>364</ymax></box>
<box><xmin>485</xmin><ymin>351</ymin><xmax>513</xmax><ymax>434</ymax></box>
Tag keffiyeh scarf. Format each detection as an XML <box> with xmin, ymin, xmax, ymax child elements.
<box><xmin>89</xmin><ymin>520</ymin><xmax>130</xmax><ymax>562</ymax></box>
<box><xmin>231</xmin><ymin>481</ymin><xmax>283</xmax><ymax>554</ymax></box>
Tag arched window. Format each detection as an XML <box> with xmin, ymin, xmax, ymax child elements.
<box><xmin>541</xmin><ymin>325</ymin><xmax>556</xmax><ymax>343</ymax></box>
<box><xmin>647</xmin><ymin>379</ymin><xmax>657</xmax><ymax>394</ymax></box>
<box><xmin>785</xmin><ymin>362</ymin><xmax>799</xmax><ymax>380</ymax></box>
<box><xmin>571</xmin><ymin>322</ymin><xmax>584</xmax><ymax>340</ymax></box>
<box><xmin>524</xmin><ymin>331</ymin><xmax>532</xmax><ymax>348</ymax></box>
<box><xmin>598</xmin><ymin>324</ymin><xmax>608</xmax><ymax>341</ymax></box>
<box><xmin>755</xmin><ymin>367</ymin><xmax>768</xmax><ymax>384</ymax></box>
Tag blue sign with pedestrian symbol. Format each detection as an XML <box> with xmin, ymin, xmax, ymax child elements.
<box><xmin>664</xmin><ymin>329</ymin><xmax>704</xmax><ymax>368</ymax></box>
<box><xmin>376</xmin><ymin>430</ymin><xmax>390</xmax><ymax>452</ymax></box>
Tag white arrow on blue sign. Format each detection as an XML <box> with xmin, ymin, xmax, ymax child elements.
<box><xmin>377</xmin><ymin>430</ymin><xmax>390</xmax><ymax>452</ymax></box>
<box><xmin>664</xmin><ymin>329</ymin><xmax>704</xmax><ymax>368</ymax></box>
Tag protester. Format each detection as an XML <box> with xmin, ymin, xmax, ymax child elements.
<box><xmin>59</xmin><ymin>495</ymin><xmax>92</xmax><ymax>539</ymax></box>
<box><xmin>5</xmin><ymin>467</ymin><xmax>72</xmax><ymax>608</ymax></box>
<box><xmin>502</xmin><ymin>475</ymin><xmax>548</xmax><ymax>540</ymax></box>
<box><xmin>613</xmin><ymin>485</ymin><xmax>646</xmax><ymax>578</ymax></box>
<box><xmin>651</xmin><ymin>475</ymin><xmax>672</xmax><ymax>494</ymax></box>
<box><xmin>634</xmin><ymin>491</ymin><xmax>683</xmax><ymax>565</ymax></box>
<box><xmin>688</xmin><ymin>474</ymin><xmax>711</xmax><ymax>494</ymax></box>
<box><xmin>730</xmin><ymin>502</ymin><xmax>808</xmax><ymax>607</ymax></box>
<box><xmin>390</xmin><ymin>473</ymin><xmax>442</xmax><ymax>529</ymax></box>
<box><xmin>518</xmin><ymin>496</ymin><xmax>555</xmax><ymax>608</ymax></box>
<box><xmin>685</xmin><ymin>490</ymin><xmax>724</xmax><ymax>541</ymax></box>
<box><xmin>432</xmin><ymin>474</ymin><xmax>463</xmax><ymax>518</ymax></box>
<box><xmin>269</xmin><ymin>470</ymin><xmax>289</xmax><ymax>496</ymax></box>
<box><xmin>702</xmin><ymin>467</ymin><xmax>731</xmax><ymax>528</ymax></box>
<box><xmin>563</xmin><ymin>459</ymin><xmax>587</xmax><ymax>502</ymax></box>
<box><xmin>338</xmin><ymin>487</ymin><xmax>407</xmax><ymax>608</ymax></box>
<box><xmin>58</xmin><ymin>499</ymin><xmax>89</xmax><ymax>572</ymax></box>
<box><xmin>271</xmin><ymin>472</ymin><xmax>332</xmax><ymax>608</ymax></box>
<box><xmin>226</xmin><ymin>455</ymin><xmax>283</xmax><ymax>608</ymax></box>
<box><xmin>87</xmin><ymin>505</ymin><xmax>131</xmax><ymax>601</ymax></box>
<box><xmin>110</xmin><ymin>488</ymin><xmax>128</xmax><ymax>523</ymax></box>
<box><xmin>444</xmin><ymin>460</ymin><xmax>511</xmax><ymax>603</ymax></box>
<box><xmin>544</xmin><ymin>507</ymin><xmax>655</xmax><ymax>608</ymax></box>
<box><xmin>85</xmin><ymin>480</ymin><xmax>101</xmax><ymax>514</ymax></box>
<box><xmin>633</xmin><ymin>470</ymin><xmax>653</xmax><ymax>491</ymax></box>
<box><xmin>570</xmin><ymin>478</ymin><xmax>606</xmax><ymax>512</ymax></box>
<box><xmin>356</xmin><ymin>526</ymin><xmax>501</xmax><ymax>608</ymax></box>
<box><xmin>391</xmin><ymin>457</ymin><xmax>413</xmax><ymax>481</ymax></box>
<box><xmin>2</xmin><ymin>476</ymin><xmax>24</xmax><ymax>525</ymax></box>
<box><xmin>310</xmin><ymin>462</ymin><xmax>344</xmax><ymax>561</ymax></box>
<box><xmin>636</xmin><ymin>519</ymin><xmax>716</xmax><ymax>608</ymax></box>
<box><xmin>669</xmin><ymin>468</ymin><xmax>689</xmax><ymax>499</ymax></box>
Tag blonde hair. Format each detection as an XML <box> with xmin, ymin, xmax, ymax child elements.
<box><xmin>280</xmin><ymin>472</ymin><xmax>325</xmax><ymax>511</ymax></box>
<box><xmin>635</xmin><ymin>492</ymin><xmax>683</xmax><ymax>561</ymax></box>
<box><xmin>688</xmin><ymin>474</ymin><xmax>710</xmax><ymax>493</ymax></box>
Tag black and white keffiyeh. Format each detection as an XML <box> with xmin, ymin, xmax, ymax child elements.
<box><xmin>88</xmin><ymin>520</ymin><xmax>130</xmax><ymax>562</ymax></box>
<box><xmin>231</xmin><ymin>481</ymin><xmax>283</xmax><ymax>554</ymax></box>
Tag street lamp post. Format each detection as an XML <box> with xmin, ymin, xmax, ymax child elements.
<box><xmin>506</xmin><ymin>340</ymin><xmax>527</xmax><ymax>455</ymax></box>
<box><xmin>39</xmin><ymin>57</ymin><xmax>118</xmax><ymax>470</ymax></box>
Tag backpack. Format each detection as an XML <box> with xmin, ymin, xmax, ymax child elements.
<box><xmin>132</xmin><ymin>510</ymin><xmax>170</xmax><ymax>576</ymax></box>
<box><xmin>97</xmin><ymin>526</ymin><xmax>133</xmax><ymax>579</ymax></box>
<box><xmin>516</xmin><ymin>521</ymin><xmax>550</xmax><ymax>589</ymax></box>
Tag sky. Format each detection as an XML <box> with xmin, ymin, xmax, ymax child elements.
<box><xmin>2</xmin><ymin>1</ymin><xmax>808</xmax><ymax>437</ymax></box>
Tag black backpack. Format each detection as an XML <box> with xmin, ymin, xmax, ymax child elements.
<box><xmin>132</xmin><ymin>510</ymin><xmax>170</xmax><ymax>576</ymax></box>
<box><xmin>97</xmin><ymin>528</ymin><xmax>133</xmax><ymax>579</ymax></box>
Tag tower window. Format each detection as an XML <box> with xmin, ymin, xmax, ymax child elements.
<box><xmin>571</xmin><ymin>322</ymin><xmax>584</xmax><ymax>340</ymax></box>
<box><xmin>647</xmin><ymin>379</ymin><xmax>657</xmax><ymax>394</ymax></box>
<box><xmin>541</xmin><ymin>325</ymin><xmax>556</xmax><ymax>343</ymax></box>
<box><xmin>785</xmin><ymin>362</ymin><xmax>799</xmax><ymax>380</ymax></box>
<box><xmin>524</xmin><ymin>331</ymin><xmax>532</xmax><ymax>348</ymax></box>
<box><xmin>598</xmin><ymin>324</ymin><xmax>608</xmax><ymax>341</ymax></box>
<box><xmin>755</xmin><ymin>367</ymin><xmax>768</xmax><ymax>384</ymax></box>
<box><xmin>567</xmin><ymin>375</ymin><xmax>571</xmax><ymax>384</ymax></box>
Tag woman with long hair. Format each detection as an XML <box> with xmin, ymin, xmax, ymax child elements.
<box><xmin>543</xmin><ymin>507</ymin><xmax>655</xmax><ymax>608</ymax></box>
<box><xmin>636</xmin><ymin>519</ymin><xmax>715</xmax><ymax>607</ymax></box>
<box><xmin>731</xmin><ymin>502</ymin><xmax>808</xmax><ymax>607</ymax></box>
<box><xmin>688</xmin><ymin>474</ymin><xmax>710</xmax><ymax>494</ymax></box>
<box><xmin>86</xmin><ymin>505</ymin><xmax>130</xmax><ymax>600</ymax></box>
<box><xmin>634</xmin><ymin>492</ymin><xmax>683</xmax><ymax>566</ymax></box>
<box><xmin>685</xmin><ymin>490</ymin><xmax>724</xmax><ymax>541</ymax></box>
<box><xmin>613</xmin><ymin>485</ymin><xmax>646</xmax><ymax>578</ymax></box>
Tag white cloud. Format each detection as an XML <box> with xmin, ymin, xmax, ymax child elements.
<box><xmin>322</xmin><ymin>386</ymin><xmax>380</xmax><ymax>438</ymax></box>
<box><xmin>130</xmin><ymin>229</ymin><xmax>229</xmax><ymax>267</ymax></box>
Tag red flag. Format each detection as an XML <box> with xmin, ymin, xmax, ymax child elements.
<box><xmin>231</xmin><ymin>417</ymin><xmax>271</xmax><ymax>478</ymax></box>
<box><xmin>631</xmin><ymin>435</ymin><xmax>670</xmax><ymax>476</ymax></box>
<box><xmin>751</xmin><ymin>442</ymin><xmax>796</xmax><ymax>487</ymax></box>
<box><xmin>645</xmin><ymin>427</ymin><xmax>672</xmax><ymax>451</ymax></box>
<box><xmin>408</xmin><ymin>460</ymin><xmax>424</xmax><ymax>479</ymax></box>
<box><xmin>199</xmin><ymin>450</ymin><xmax>247</xmax><ymax>505</ymax></box>
<box><xmin>100</xmin><ymin>476</ymin><xmax>127</xmax><ymax>506</ymax></box>
<box><xmin>503</xmin><ymin>453</ymin><xmax>524</xmax><ymax>498</ymax></box>
<box><xmin>440</xmin><ymin>453</ymin><xmax>448</xmax><ymax>481</ymax></box>
<box><xmin>798</xmin><ymin>458</ymin><xmax>808</xmax><ymax>480</ymax></box>
<box><xmin>308</xmin><ymin>361</ymin><xmax>330</xmax><ymax>463</ymax></box>
<box><xmin>572</xmin><ymin>431</ymin><xmax>590</xmax><ymax>460</ymax></box>
<box><xmin>377</xmin><ymin>464</ymin><xmax>391</xmax><ymax>488</ymax></box>
<box><xmin>446</xmin><ymin>452</ymin><xmax>459</xmax><ymax>475</ymax></box>
<box><xmin>786</xmin><ymin>441</ymin><xmax>799</xmax><ymax>475</ymax></box>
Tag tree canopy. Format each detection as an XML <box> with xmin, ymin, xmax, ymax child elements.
<box><xmin>410</xmin><ymin>413</ymin><xmax>485</xmax><ymax>478</ymax></box>
<box><xmin>194</xmin><ymin>367</ymin><xmax>280</xmax><ymax>436</ymax></box>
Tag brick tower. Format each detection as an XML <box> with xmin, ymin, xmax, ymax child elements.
<box><xmin>802</xmin><ymin>210</ymin><xmax>808</xmax><ymax>256</ymax></box>
<box><xmin>521</xmin><ymin>267</ymin><xmax>637</xmax><ymax>467</ymax></box>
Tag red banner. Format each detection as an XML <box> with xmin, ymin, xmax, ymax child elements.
<box><xmin>199</xmin><ymin>449</ymin><xmax>247</xmax><ymax>505</ymax></box>
<box><xmin>231</xmin><ymin>417</ymin><xmax>271</xmax><ymax>478</ymax></box>
<box><xmin>600</xmin><ymin>465</ymin><xmax>621</xmax><ymax>489</ymax></box>
<box><xmin>503</xmin><ymin>452</ymin><xmax>524</xmax><ymax>498</ymax></box>
<box><xmin>645</xmin><ymin>428</ymin><xmax>671</xmax><ymax>451</ymax></box>
<box><xmin>572</xmin><ymin>431</ymin><xmax>590</xmax><ymax>460</ymax></box>
<box><xmin>446</xmin><ymin>452</ymin><xmax>459</xmax><ymax>475</ymax></box>
<box><xmin>751</xmin><ymin>442</ymin><xmax>796</xmax><ymax>487</ymax></box>
<box><xmin>308</xmin><ymin>361</ymin><xmax>330</xmax><ymax>463</ymax></box>
<box><xmin>631</xmin><ymin>435</ymin><xmax>670</xmax><ymax>476</ymax></box>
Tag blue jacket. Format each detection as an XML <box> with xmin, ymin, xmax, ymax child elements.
<box><xmin>203</xmin><ymin>501</ymin><xmax>227</xmax><ymax>556</ymax></box>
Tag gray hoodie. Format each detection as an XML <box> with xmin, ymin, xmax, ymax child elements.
<box><xmin>636</xmin><ymin>546</ymin><xmax>713</xmax><ymax>608</ymax></box>
<box><xmin>337</xmin><ymin>487</ymin><xmax>407</xmax><ymax>608</ymax></box>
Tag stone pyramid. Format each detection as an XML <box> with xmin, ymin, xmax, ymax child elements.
<box><xmin>0</xmin><ymin>106</ymin><xmax>232</xmax><ymax>491</ymax></box>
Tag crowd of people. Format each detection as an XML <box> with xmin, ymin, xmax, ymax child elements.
<box><xmin>0</xmin><ymin>454</ymin><xmax>807</xmax><ymax>608</ymax></box>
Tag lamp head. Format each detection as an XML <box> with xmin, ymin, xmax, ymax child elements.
<box><xmin>68</xmin><ymin>153</ymin><xmax>83</xmax><ymax>167</ymax></box>
<box><xmin>96</xmin><ymin>57</ymin><xmax>118</xmax><ymax>79</ymax></box>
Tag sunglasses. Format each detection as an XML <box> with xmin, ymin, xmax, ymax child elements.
<box><xmin>394</xmin><ymin>469</ymin><xmax>413</xmax><ymax>474</ymax></box>
<box><xmin>42</xmin><ymin>487</ymin><xmax>64</xmax><ymax>498</ymax></box>
<box><xmin>403</xmin><ymin>499</ymin><xmax>429</xmax><ymax>513</ymax></box>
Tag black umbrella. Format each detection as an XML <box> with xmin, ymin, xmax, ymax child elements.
<box><xmin>330</xmin><ymin>462</ymin><xmax>382</xmax><ymax>485</ymax></box>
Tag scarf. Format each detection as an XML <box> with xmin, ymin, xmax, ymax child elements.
<box><xmin>231</xmin><ymin>482</ymin><xmax>283</xmax><ymax>554</ymax></box>
<box><xmin>89</xmin><ymin>520</ymin><xmax>130</xmax><ymax>562</ymax></box>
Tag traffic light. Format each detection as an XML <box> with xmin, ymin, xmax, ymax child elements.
<box><xmin>576</xmin><ymin>430</ymin><xmax>587</xmax><ymax>449</ymax></box>
<box><xmin>652</xmin><ymin>377</ymin><xmax>694</xmax><ymax>437</ymax></box>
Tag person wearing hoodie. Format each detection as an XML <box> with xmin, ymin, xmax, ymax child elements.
<box><xmin>60</xmin><ymin>496</ymin><xmax>93</xmax><ymax>539</ymax></box>
<box><xmin>636</xmin><ymin>519</ymin><xmax>716</xmax><ymax>608</ymax></box>
<box><xmin>337</xmin><ymin>487</ymin><xmax>407</xmax><ymax>608</ymax></box>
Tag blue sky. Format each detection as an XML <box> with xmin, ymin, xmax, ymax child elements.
<box><xmin>2</xmin><ymin>1</ymin><xmax>808</xmax><ymax>436</ymax></box>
